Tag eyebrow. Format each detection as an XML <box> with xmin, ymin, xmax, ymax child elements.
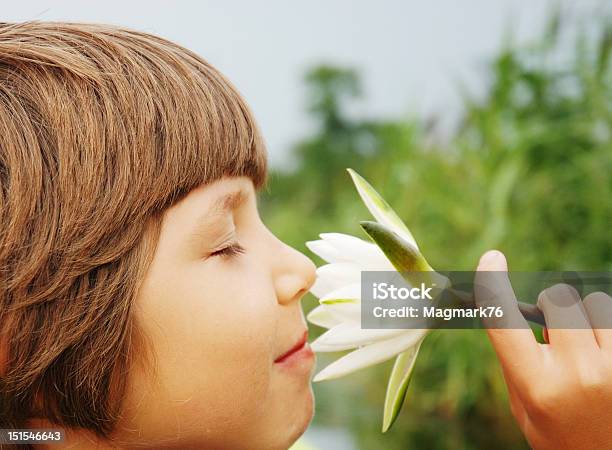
<box><xmin>207</xmin><ymin>188</ymin><xmax>249</xmax><ymax>216</ymax></box>
<box><xmin>185</xmin><ymin>187</ymin><xmax>250</xmax><ymax>246</ymax></box>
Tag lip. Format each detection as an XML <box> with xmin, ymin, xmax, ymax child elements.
<box><xmin>274</xmin><ymin>330</ymin><xmax>314</xmax><ymax>365</ymax></box>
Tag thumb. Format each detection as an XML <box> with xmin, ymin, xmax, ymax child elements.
<box><xmin>474</xmin><ymin>250</ymin><xmax>525</xmax><ymax>328</ymax></box>
<box><xmin>474</xmin><ymin>250</ymin><xmax>540</xmax><ymax>389</ymax></box>
<box><xmin>477</xmin><ymin>249</ymin><xmax>507</xmax><ymax>271</ymax></box>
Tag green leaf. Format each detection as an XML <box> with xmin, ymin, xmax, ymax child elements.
<box><xmin>347</xmin><ymin>168</ymin><xmax>419</xmax><ymax>250</ymax></box>
<box><xmin>359</xmin><ymin>221</ymin><xmax>432</xmax><ymax>272</ymax></box>
<box><xmin>360</xmin><ymin>220</ymin><xmax>450</xmax><ymax>298</ymax></box>
<box><xmin>382</xmin><ymin>341</ymin><xmax>423</xmax><ymax>432</ymax></box>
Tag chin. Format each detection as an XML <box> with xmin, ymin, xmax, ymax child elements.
<box><xmin>276</xmin><ymin>385</ymin><xmax>314</xmax><ymax>450</ymax></box>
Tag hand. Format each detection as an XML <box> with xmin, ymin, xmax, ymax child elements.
<box><xmin>474</xmin><ymin>250</ymin><xmax>612</xmax><ymax>450</ymax></box>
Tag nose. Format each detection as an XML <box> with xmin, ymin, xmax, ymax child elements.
<box><xmin>270</xmin><ymin>234</ymin><xmax>317</xmax><ymax>306</ymax></box>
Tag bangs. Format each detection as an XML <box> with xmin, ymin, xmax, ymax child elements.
<box><xmin>0</xmin><ymin>21</ymin><xmax>270</xmax><ymax>212</ymax></box>
<box><xmin>116</xmin><ymin>27</ymin><xmax>269</xmax><ymax>207</ymax></box>
<box><xmin>0</xmin><ymin>20</ymin><xmax>270</xmax><ymax>219</ymax></box>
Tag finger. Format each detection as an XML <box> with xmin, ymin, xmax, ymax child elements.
<box><xmin>583</xmin><ymin>291</ymin><xmax>612</xmax><ymax>349</ymax></box>
<box><xmin>474</xmin><ymin>250</ymin><xmax>541</xmax><ymax>388</ymax></box>
<box><xmin>537</xmin><ymin>283</ymin><xmax>598</xmax><ymax>354</ymax></box>
<box><xmin>475</xmin><ymin>251</ymin><xmax>532</xmax><ymax>329</ymax></box>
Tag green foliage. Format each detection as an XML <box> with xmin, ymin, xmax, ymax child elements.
<box><xmin>259</xmin><ymin>10</ymin><xmax>611</xmax><ymax>450</ymax></box>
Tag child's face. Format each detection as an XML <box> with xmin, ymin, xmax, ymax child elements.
<box><xmin>117</xmin><ymin>176</ymin><xmax>317</xmax><ymax>449</ymax></box>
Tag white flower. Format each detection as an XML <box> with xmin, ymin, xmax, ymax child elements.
<box><xmin>306</xmin><ymin>233</ymin><xmax>428</xmax><ymax>376</ymax></box>
<box><xmin>305</xmin><ymin>169</ymin><xmax>442</xmax><ymax>432</ymax></box>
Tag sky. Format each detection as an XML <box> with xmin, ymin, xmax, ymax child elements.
<box><xmin>2</xmin><ymin>1</ymin><xmax>604</xmax><ymax>167</ymax></box>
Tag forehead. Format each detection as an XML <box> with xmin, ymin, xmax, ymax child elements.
<box><xmin>155</xmin><ymin>176</ymin><xmax>255</xmax><ymax>252</ymax></box>
<box><xmin>165</xmin><ymin>176</ymin><xmax>254</xmax><ymax>223</ymax></box>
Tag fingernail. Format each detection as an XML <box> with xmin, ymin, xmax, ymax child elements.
<box><xmin>478</xmin><ymin>250</ymin><xmax>505</xmax><ymax>269</ymax></box>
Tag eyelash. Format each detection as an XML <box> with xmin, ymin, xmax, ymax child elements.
<box><xmin>210</xmin><ymin>242</ymin><xmax>246</xmax><ymax>259</ymax></box>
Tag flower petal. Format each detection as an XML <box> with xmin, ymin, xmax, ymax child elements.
<box><xmin>347</xmin><ymin>168</ymin><xmax>419</xmax><ymax>250</ymax></box>
<box><xmin>312</xmin><ymin>329</ymin><xmax>428</xmax><ymax>382</ymax></box>
<box><xmin>319</xmin><ymin>300</ymin><xmax>361</xmax><ymax>324</ymax></box>
<box><xmin>382</xmin><ymin>341</ymin><xmax>423</xmax><ymax>432</ymax></box>
<box><xmin>307</xmin><ymin>305</ymin><xmax>341</xmax><ymax>329</ymax></box>
<box><xmin>310</xmin><ymin>276</ymin><xmax>336</xmax><ymax>299</ymax></box>
<box><xmin>305</xmin><ymin>239</ymin><xmax>342</xmax><ymax>264</ymax></box>
<box><xmin>311</xmin><ymin>322</ymin><xmax>410</xmax><ymax>352</ymax></box>
<box><xmin>319</xmin><ymin>282</ymin><xmax>361</xmax><ymax>303</ymax></box>
<box><xmin>319</xmin><ymin>232</ymin><xmax>393</xmax><ymax>270</ymax></box>
<box><xmin>310</xmin><ymin>262</ymin><xmax>362</xmax><ymax>299</ymax></box>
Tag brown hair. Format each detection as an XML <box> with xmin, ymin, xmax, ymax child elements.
<box><xmin>0</xmin><ymin>20</ymin><xmax>267</xmax><ymax>446</ymax></box>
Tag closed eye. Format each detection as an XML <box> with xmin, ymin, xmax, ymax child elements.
<box><xmin>209</xmin><ymin>242</ymin><xmax>245</xmax><ymax>259</ymax></box>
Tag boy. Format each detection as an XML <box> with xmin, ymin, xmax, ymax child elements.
<box><xmin>0</xmin><ymin>21</ymin><xmax>315</xmax><ymax>449</ymax></box>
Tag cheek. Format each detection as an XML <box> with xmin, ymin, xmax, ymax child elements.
<box><xmin>131</xmin><ymin>261</ymin><xmax>278</xmax><ymax>431</ymax></box>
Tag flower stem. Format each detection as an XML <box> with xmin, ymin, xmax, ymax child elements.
<box><xmin>449</xmin><ymin>288</ymin><xmax>546</xmax><ymax>327</ymax></box>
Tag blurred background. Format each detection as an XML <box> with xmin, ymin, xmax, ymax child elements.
<box><xmin>261</xmin><ymin>4</ymin><xmax>611</xmax><ymax>448</ymax></box>
<box><xmin>4</xmin><ymin>1</ymin><xmax>612</xmax><ymax>449</ymax></box>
